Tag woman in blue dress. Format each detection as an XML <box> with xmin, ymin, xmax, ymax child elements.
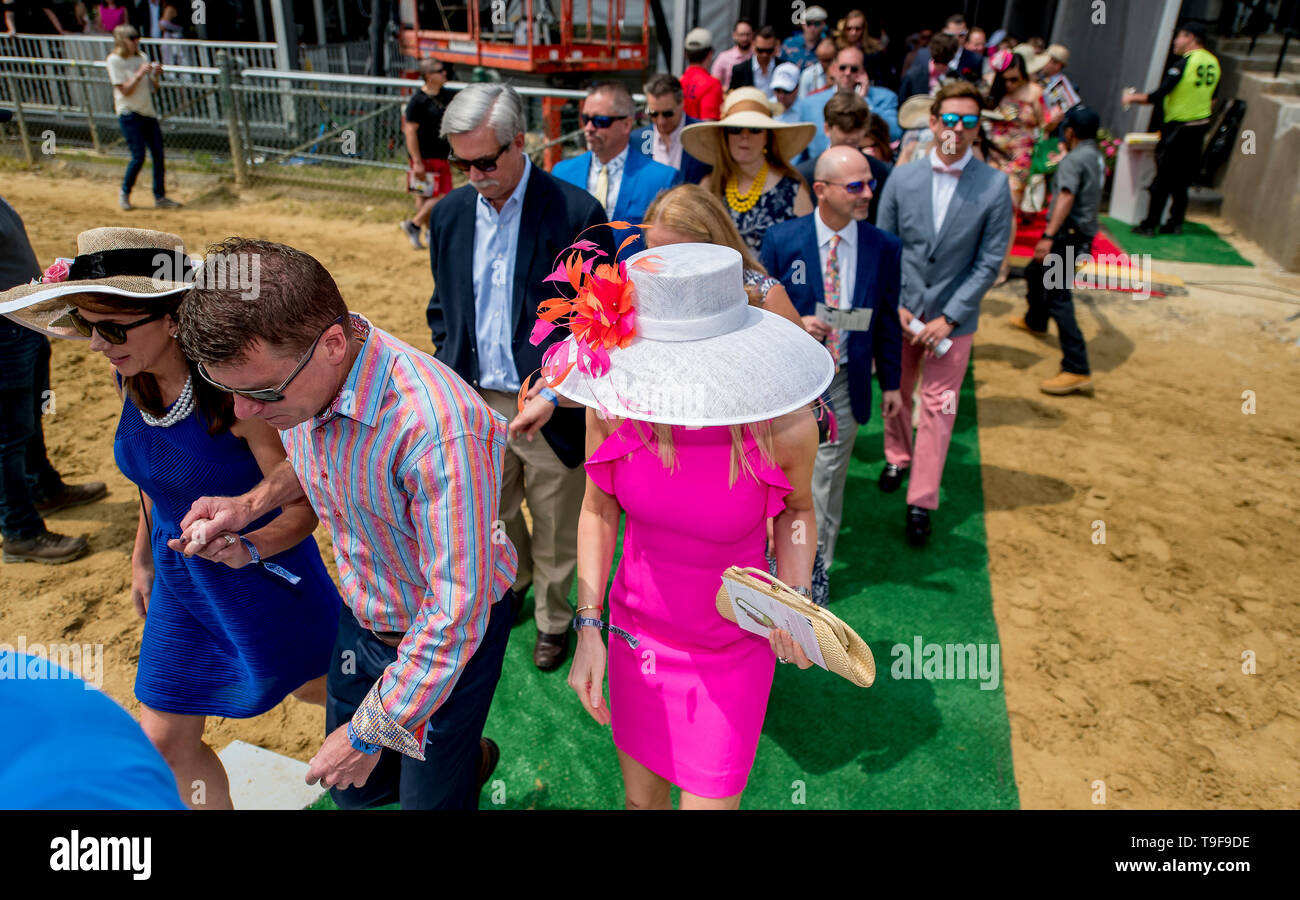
<box><xmin>0</xmin><ymin>227</ymin><xmax>340</xmax><ymax>809</ymax></box>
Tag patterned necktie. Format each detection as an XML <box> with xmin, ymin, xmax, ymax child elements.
<box><xmin>594</xmin><ymin>164</ymin><xmax>609</xmax><ymax>211</ymax></box>
<box><xmin>824</xmin><ymin>234</ymin><xmax>843</xmax><ymax>370</ymax></box>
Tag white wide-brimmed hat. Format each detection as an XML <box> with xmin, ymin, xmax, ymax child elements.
<box><xmin>543</xmin><ymin>242</ymin><xmax>833</xmax><ymax>426</ymax></box>
<box><xmin>680</xmin><ymin>87</ymin><xmax>817</xmax><ymax>168</ymax></box>
<box><xmin>0</xmin><ymin>227</ymin><xmax>196</xmax><ymax>339</ymax></box>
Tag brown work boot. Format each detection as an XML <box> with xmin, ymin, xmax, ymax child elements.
<box><xmin>35</xmin><ymin>481</ymin><xmax>108</xmax><ymax>514</ymax></box>
<box><xmin>1040</xmin><ymin>371</ymin><xmax>1094</xmax><ymax>396</ymax></box>
<box><xmin>1008</xmin><ymin>315</ymin><xmax>1047</xmax><ymax>336</ymax></box>
<box><xmin>3</xmin><ymin>530</ymin><xmax>89</xmax><ymax>564</ymax></box>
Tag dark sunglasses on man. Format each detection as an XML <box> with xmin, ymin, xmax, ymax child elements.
<box><xmin>939</xmin><ymin>112</ymin><xmax>981</xmax><ymax>129</ymax></box>
<box><xmin>754</xmin><ymin>46</ymin><xmax>775</xmax><ymax>55</ymax></box>
<box><xmin>580</xmin><ymin>113</ymin><xmax>630</xmax><ymax>129</ymax></box>
<box><xmin>54</xmin><ymin>307</ymin><xmax>167</xmax><ymax>344</ymax></box>
<box><xmin>645</xmin><ymin>108</ymin><xmax>678</xmax><ymax>119</ymax></box>
<box><xmin>196</xmin><ymin>314</ymin><xmax>346</xmax><ymax>403</ymax></box>
<box><xmin>838</xmin><ymin>63</ymin><xmax>861</xmax><ymax>72</ymax></box>
<box><xmin>819</xmin><ymin>178</ymin><xmax>877</xmax><ymax>195</ymax></box>
<box><xmin>447</xmin><ymin>141</ymin><xmax>512</xmax><ymax>173</ymax></box>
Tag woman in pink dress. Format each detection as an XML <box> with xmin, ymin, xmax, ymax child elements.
<box><xmin>531</xmin><ymin>240</ymin><xmax>830</xmax><ymax>809</ymax></box>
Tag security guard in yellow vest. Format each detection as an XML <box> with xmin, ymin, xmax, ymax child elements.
<box><xmin>1126</xmin><ymin>21</ymin><xmax>1220</xmax><ymax>235</ymax></box>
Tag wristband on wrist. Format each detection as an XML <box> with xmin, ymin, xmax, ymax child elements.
<box><xmin>238</xmin><ymin>535</ymin><xmax>302</xmax><ymax>586</ymax></box>
<box><xmin>538</xmin><ymin>386</ymin><xmax>560</xmax><ymax>406</ymax></box>
<box><xmin>347</xmin><ymin>721</ymin><xmax>381</xmax><ymax>755</ymax></box>
<box><xmin>572</xmin><ymin>615</ymin><xmax>639</xmax><ymax>649</ymax></box>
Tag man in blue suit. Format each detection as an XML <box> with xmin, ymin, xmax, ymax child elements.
<box><xmin>795</xmin><ymin>46</ymin><xmax>900</xmax><ymax>164</ymax></box>
<box><xmin>630</xmin><ymin>74</ymin><xmax>713</xmax><ymax>186</ymax></box>
<box><xmin>761</xmin><ymin>146</ymin><xmax>903</xmax><ymax>572</ymax></box>
<box><xmin>552</xmin><ymin>81</ymin><xmax>678</xmax><ymax>242</ymax></box>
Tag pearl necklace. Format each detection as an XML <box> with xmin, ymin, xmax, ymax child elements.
<box><xmin>725</xmin><ymin>160</ymin><xmax>768</xmax><ymax>213</ymax></box>
<box><xmin>140</xmin><ymin>375</ymin><xmax>196</xmax><ymax>428</ymax></box>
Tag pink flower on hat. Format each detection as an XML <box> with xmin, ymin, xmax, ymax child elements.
<box><xmin>41</xmin><ymin>259</ymin><xmax>72</xmax><ymax>284</ymax></box>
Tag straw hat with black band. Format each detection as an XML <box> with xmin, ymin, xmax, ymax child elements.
<box><xmin>680</xmin><ymin>88</ymin><xmax>816</xmax><ymax>169</ymax></box>
<box><xmin>0</xmin><ymin>227</ymin><xmax>196</xmax><ymax>340</ymax></box>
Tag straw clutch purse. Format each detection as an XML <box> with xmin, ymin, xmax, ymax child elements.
<box><xmin>715</xmin><ymin>566</ymin><xmax>876</xmax><ymax>688</ymax></box>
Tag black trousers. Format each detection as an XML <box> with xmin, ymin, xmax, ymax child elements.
<box><xmin>324</xmin><ymin>591</ymin><xmax>513</xmax><ymax>810</ymax></box>
<box><xmin>0</xmin><ymin>328</ymin><xmax>63</xmax><ymax>540</ymax></box>
<box><xmin>1141</xmin><ymin>121</ymin><xmax>1210</xmax><ymax>229</ymax></box>
<box><xmin>1024</xmin><ymin>228</ymin><xmax>1092</xmax><ymax>376</ymax></box>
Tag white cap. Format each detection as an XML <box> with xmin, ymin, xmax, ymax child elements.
<box><xmin>771</xmin><ymin>62</ymin><xmax>801</xmax><ymax>93</ymax></box>
<box><xmin>804</xmin><ymin>6</ymin><xmax>828</xmax><ymax>23</ymax></box>
<box><xmin>684</xmin><ymin>27</ymin><xmax>713</xmax><ymax>51</ymax></box>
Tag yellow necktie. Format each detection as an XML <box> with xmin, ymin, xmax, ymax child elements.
<box><xmin>594</xmin><ymin>164</ymin><xmax>609</xmax><ymax>210</ymax></box>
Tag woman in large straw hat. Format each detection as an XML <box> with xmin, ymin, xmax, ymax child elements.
<box><xmin>682</xmin><ymin>87</ymin><xmax>815</xmax><ymax>256</ymax></box>
<box><xmin>532</xmin><ymin>239</ymin><xmax>831</xmax><ymax>808</ymax></box>
<box><xmin>0</xmin><ymin>227</ymin><xmax>340</xmax><ymax>809</ymax></box>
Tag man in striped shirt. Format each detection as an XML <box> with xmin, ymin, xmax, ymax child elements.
<box><xmin>173</xmin><ymin>239</ymin><xmax>518</xmax><ymax>810</ymax></box>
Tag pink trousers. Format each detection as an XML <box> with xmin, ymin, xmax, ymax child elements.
<box><xmin>883</xmin><ymin>330</ymin><xmax>974</xmax><ymax>510</ymax></box>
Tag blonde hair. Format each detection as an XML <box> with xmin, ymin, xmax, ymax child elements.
<box><xmin>112</xmin><ymin>24</ymin><xmax>140</xmax><ymax>58</ymax></box>
<box><xmin>627</xmin><ymin>419</ymin><xmax>776</xmax><ymax>489</ymax></box>
<box><xmin>835</xmin><ymin>9</ymin><xmax>882</xmax><ymax>54</ymax></box>
<box><xmin>643</xmin><ymin>184</ymin><xmax>767</xmax><ymax>276</ymax></box>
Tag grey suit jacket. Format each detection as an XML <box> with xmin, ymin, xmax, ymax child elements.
<box><xmin>875</xmin><ymin>154</ymin><xmax>1013</xmax><ymax>337</ymax></box>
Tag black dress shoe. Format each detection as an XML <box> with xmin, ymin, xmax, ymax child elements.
<box><xmin>533</xmin><ymin>629</ymin><xmax>570</xmax><ymax>671</ymax></box>
<box><xmin>477</xmin><ymin>737</ymin><xmax>500</xmax><ymax>789</ymax></box>
<box><xmin>879</xmin><ymin>463</ymin><xmax>907</xmax><ymax>493</ymax></box>
<box><xmin>1130</xmin><ymin>224</ymin><xmax>1156</xmax><ymax>237</ymax></box>
<box><xmin>905</xmin><ymin>505</ymin><xmax>932</xmax><ymax>547</ymax></box>
<box><xmin>1158</xmin><ymin>222</ymin><xmax>1183</xmax><ymax>235</ymax></box>
<box><xmin>34</xmin><ymin>481</ymin><xmax>107</xmax><ymax>514</ymax></box>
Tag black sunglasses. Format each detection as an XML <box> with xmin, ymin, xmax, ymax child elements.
<box><xmin>196</xmin><ymin>314</ymin><xmax>345</xmax><ymax>403</ymax></box>
<box><xmin>723</xmin><ymin>126</ymin><xmax>766</xmax><ymax>136</ymax></box>
<box><xmin>838</xmin><ymin>64</ymin><xmax>861</xmax><ymax>72</ymax></box>
<box><xmin>580</xmin><ymin>113</ymin><xmax>630</xmax><ymax>129</ymax></box>
<box><xmin>755</xmin><ymin>46</ymin><xmax>775</xmax><ymax>55</ymax></box>
<box><xmin>447</xmin><ymin>141</ymin><xmax>512</xmax><ymax>173</ymax></box>
<box><xmin>59</xmin><ymin>307</ymin><xmax>167</xmax><ymax>344</ymax></box>
<box><xmin>645</xmin><ymin>108</ymin><xmax>678</xmax><ymax>118</ymax></box>
<box><xmin>820</xmin><ymin>178</ymin><xmax>877</xmax><ymax>194</ymax></box>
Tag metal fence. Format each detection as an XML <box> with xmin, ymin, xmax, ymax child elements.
<box><xmin>0</xmin><ymin>44</ymin><xmax>596</xmax><ymax>196</ymax></box>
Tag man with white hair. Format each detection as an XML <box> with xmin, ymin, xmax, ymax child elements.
<box><xmin>426</xmin><ymin>83</ymin><xmax>613</xmax><ymax>672</ymax></box>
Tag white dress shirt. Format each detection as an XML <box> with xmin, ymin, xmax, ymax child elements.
<box><xmin>651</xmin><ymin>116</ymin><xmax>686</xmax><ymax>170</ymax></box>
<box><xmin>929</xmin><ymin>146</ymin><xmax>973</xmax><ymax>235</ymax></box>
<box><xmin>472</xmin><ymin>156</ymin><xmax>533</xmax><ymax>392</ymax></box>
<box><xmin>798</xmin><ymin>63</ymin><xmax>829</xmax><ymax>99</ymax></box>
<box><xmin>586</xmin><ymin>145</ymin><xmax>628</xmax><ymax>219</ymax></box>
<box><xmin>751</xmin><ymin>57</ymin><xmax>778</xmax><ymax>100</ymax></box>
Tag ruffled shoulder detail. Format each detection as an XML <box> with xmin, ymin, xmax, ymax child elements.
<box><xmin>583</xmin><ymin>418</ymin><xmax>641</xmax><ymax>495</ymax></box>
<box><xmin>742</xmin><ymin>430</ymin><xmax>793</xmax><ymax>519</ymax></box>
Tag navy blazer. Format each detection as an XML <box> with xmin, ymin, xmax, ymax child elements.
<box><xmin>551</xmin><ymin>146</ymin><xmax>678</xmax><ymax>229</ymax></box>
<box><xmin>426</xmin><ymin>166</ymin><xmax>612</xmax><ymax>468</ymax></box>
<box><xmin>760</xmin><ymin>213</ymin><xmax>903</xmax><ymax>425</ymax></box>
<box><xmin>631</xmin><ymin>117</ymin><xmax>713</xmax><ymax>186</ymax></box>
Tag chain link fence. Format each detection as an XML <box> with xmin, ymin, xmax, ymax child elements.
<box><xmin>0</xmin><ymin>34</ymin><xmax>599</xmax><ymax>197</ymax></box>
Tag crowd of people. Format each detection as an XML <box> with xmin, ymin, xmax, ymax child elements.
<box><xmin>0</xmin><ymin>11</ymin><xmax>1223</xmax><ymax>811</ymax></box>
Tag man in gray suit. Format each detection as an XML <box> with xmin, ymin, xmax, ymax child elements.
<box><xmin>875</xmin><ymin>81</ymin><xmax>1013</xmax><ymax>547</ymax></box>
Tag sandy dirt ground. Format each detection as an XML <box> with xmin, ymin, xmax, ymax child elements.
<box><xmin>1</xmin><ymin>164</ymin><xmax>1296</xmax><ymax>808</ymax></box>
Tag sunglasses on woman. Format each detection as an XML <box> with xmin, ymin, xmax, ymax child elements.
<box><xmin>57</xmin><ymin>307</ymin><xmax>167</xmax><ymax>344</ymax></box>
<box><xmin>447</xmin><ymin>141</ymin><xmax>511</xmax><ymax>173</ymax></box>
<box><xmin>723</xmin><ymin>126</ymin><xmax>766</xmax><ymax>136</ymax></box>
<box><xmin>580</xmin><ymin>113</ymin><xmax>630</xmax><ymax>129</ymax></box>
<box><xmin>196</xmin><ymin>314</ymin><xmax>345</xmax><ymax>403</ymax></box>
<box><xmin>940</xmin><ymin>113</ymin><xmax>982</xmax><ymax>129</ymax></box>
<box><xmin>820</xmin><ymin>178</ymin><xmax>877</xmax><ymax>195</ymax></box>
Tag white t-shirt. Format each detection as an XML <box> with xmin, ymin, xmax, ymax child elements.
<box><xmin>106</xmin><ymin>53</ymin><xmax>157</xmax><ymax>118</ymax></box>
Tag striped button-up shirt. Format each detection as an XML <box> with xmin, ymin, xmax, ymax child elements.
<box><xmin>280</xmin><ymin>314</ymin><xmax>517</xmax><ymax>759</ymax></box>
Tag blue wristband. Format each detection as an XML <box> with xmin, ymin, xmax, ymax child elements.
<box><xmin>347</xmin><ymin>721</ymin><xmax>381</xmax><ymax>755</ymax></box>
<box><xmin>539</xmin><ymin>386</ymin><xmax>560</xmax><ymax>406</ymax></box>
<box><xmin>572</xmin><ymin>615</ymin><xmax>639</xmax><ymax>649</ymax></box>
<box><xmin>238</xmin><ymin>535</ymin><xmax>302</xmax><ymax>586</ymax></box>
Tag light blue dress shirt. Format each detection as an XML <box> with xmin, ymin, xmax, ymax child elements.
<box><xmin>472</xmin><ymin>155</ymin><xmax>533</xmax><ymax>392</ymax></box>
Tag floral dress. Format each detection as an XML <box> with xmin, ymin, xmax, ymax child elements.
<box><xmin>986</xmin><ymin>97</ymin><xmax>1041</xmax><ymax>196</ymax></box>
<box><xmin>729</xmin><ymin>176</ymin><xmax>801</xmax><ymax>257</ymax></box>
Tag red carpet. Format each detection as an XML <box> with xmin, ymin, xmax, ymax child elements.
<box><xmin>1009</xmin><ymin>210</ymin><xmax>1126</xmax><ymax>263</ymax></box>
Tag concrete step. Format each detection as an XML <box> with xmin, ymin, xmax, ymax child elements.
<box><xmin>1236</xmin><ymin>54</ymin><xmax>1300</xmax><ymax>75</ymax></box>
<box><xmin>1218</xmin><ymin>35</ymin><xmax>1293</xmax><ymax>54</ymax></box>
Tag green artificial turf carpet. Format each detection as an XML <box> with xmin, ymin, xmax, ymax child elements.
<box><xmin>311</xmin><ymin>359</ymin><xmax>1019</xmax><ymax>810</ymax></box>
<box><xmin>1100</xmin><ymin>216</ymin><xmax>1253</xmax><ymax>266</ymax></box>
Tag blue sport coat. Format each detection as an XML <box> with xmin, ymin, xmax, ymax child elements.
<box><xmin>760</xmin><ymin>213</ymin><xmax>903</xmax><ymax>425</ymax></box>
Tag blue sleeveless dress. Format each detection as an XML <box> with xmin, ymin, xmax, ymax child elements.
<box><xmin>114</xmin><ymin>394</ymin><xmax>341</xmax><ymax>718</ymax></box>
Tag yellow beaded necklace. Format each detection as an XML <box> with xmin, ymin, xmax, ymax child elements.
<box><xmin>725</xmin><ymin>161</ymin><xmax>769</xmax><ymax>214</ymax></box>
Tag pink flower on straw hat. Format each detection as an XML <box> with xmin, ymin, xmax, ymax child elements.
<box><xmin>40</xmin><ymin>258</ymin><xmax>74</xmax><ymax>284</ymax></box>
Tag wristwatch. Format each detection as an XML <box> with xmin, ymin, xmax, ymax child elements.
<box><xmin>791</xmin><ymin>586</ymin><xmax>812</xmax><ymax>599</ymax></box>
